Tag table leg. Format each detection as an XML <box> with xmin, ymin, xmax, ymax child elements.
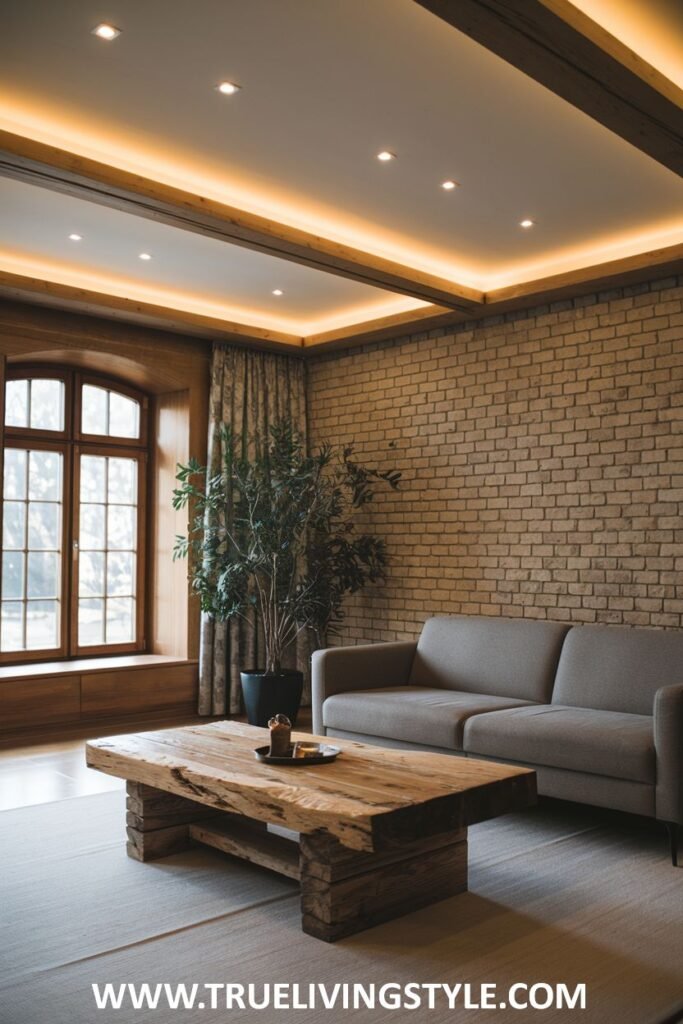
<box><xmin>125</xmin><ymin>781</ymin><xmax>211</xmax><ymax>861</ymax></box>
<box><xmin>300</xmin><ymin>828</ymin><xmax>468</xmax><ymax>941</ymax></box>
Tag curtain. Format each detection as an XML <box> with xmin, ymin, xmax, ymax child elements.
<box><xmin>198</xmin><ymin>344</ymin><xmax>309</xmax><ymax>716</ymax></box>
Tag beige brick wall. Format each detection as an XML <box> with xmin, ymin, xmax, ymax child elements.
<box><xmin>307</xmin><ymin>276</ymin><xmax>683</xmax><ymax>642</ymax></box>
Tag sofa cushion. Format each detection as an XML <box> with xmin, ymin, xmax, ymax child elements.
<box><xmin>322</xmin><ymin>687</ymin><xmax>535</xmax><ymax>750</ymax></box>
<box><xmin>552</xmin><ymin>625</ymin><xmax>683</xmax><ymax>715</ymax></box>
<box><xmin>408</xmin><ymin>615</ymin><xmax>570</xmax><ymax>703</ymax></box>
<box><xmin>464</xmin><ymin>705</ymin><xmax>655</xmax><ymax>783</ymax></box>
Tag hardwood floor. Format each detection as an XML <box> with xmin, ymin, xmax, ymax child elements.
<box><xmin>0</xmin><ymin>712</ymin><xmax>208</xmax><ymax>812</ymax></box>
<box><xmin>0</xmin><ymin>709</ymin><xmax>313</xmax><ymax>813</ymax></box>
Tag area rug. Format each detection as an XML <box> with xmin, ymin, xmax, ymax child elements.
<box><xmin>1</xmin><ymin>791</ymin><xmax>682</xmax><ymax>1023</ymax></box>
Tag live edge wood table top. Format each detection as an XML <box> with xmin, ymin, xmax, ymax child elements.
<box><xmin>86</xmin><ymin>721</ymin><xmax>536</xmax><ymax>941</ymax></box>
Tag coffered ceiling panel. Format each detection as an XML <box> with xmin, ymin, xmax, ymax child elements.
<box><xmin>1</xmin><ymin>0</ymin><xmax>682</xmax><ymax>297</ymax></box>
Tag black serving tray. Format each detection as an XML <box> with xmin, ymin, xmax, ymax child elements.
<box><xmin>254</xmin><ymin>744</ymin><xmax>341</xmax><ymax>766</ymax></box>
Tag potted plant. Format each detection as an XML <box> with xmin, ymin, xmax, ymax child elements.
<box><xmin>173</xmin><ymin>419</ymin><xmax>399</xmax><ymax>726</ymax></box>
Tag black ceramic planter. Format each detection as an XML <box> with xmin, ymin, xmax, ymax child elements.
<box><xmin>240</xmin><ymin>669</ymin><xmax>304</xmax><ymax>727</ymax></box>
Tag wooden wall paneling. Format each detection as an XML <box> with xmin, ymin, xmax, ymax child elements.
<box><xmin>151</xmin><ymin>390</ymin><xmax>190</xmax><ymax>658</ymax></box>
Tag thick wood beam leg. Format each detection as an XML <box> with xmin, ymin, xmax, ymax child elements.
<box><xmin>125</xmin><ymin>781</ymin><xmax>211</xmax><ymax>861</ymax></box>
<box><xmin>300</xmin><ymin>828</ymin><xmax>468</xmax><ymax>942</ymax></box>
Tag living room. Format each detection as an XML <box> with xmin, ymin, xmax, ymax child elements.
<box><xmin>1</xmin><ymin>1</ymin><xmax>682</xmax><ymax>1022</ymax></box>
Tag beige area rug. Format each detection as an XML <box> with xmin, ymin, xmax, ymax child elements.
<box><xmin>1</xmin><ymin>791</ymin><xmax>682</xmax><ymax>1024</ymax></box>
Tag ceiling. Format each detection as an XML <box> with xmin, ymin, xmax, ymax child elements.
<box><xmin>0</xmin><ymin>0</ymin><xmax>681</xmax><ymax>343</ymax></box>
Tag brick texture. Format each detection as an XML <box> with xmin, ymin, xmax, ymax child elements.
<box><xmin>307</xmin><ymin>277</ymin><xmax>683</xmax><ymax>642</ymax></box>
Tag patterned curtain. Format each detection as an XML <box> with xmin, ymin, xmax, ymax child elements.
<box><xmin>198</xmin><ymin>344</ymin><xmax>309</xmax><ymax>716</ymax></box>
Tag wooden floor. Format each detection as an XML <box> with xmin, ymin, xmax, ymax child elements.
<box><xmin>0</xmin><ymin>713</ymin><xmax>207</xmax><ymax>812</ymax></box>
<box><xmin>0</xmin><ymin>709</ymin><xmax>313</xmax><ymax>812</ymax></box>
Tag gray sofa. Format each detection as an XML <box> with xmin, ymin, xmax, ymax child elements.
<box><xmin>312</xmin><ymin>615</ymin><xmax>683</xmax><ymax>864</ymax></box>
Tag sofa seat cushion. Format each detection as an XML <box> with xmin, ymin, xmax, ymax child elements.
<box><xmin>322</xmin><ymin>687</ymin><xmax>535</xmax><ymax>751</ymax></box>
<box><xmin>464</xmin><ymin>705</ymin><xmax>655</xmax><ymax>783</ymax></box>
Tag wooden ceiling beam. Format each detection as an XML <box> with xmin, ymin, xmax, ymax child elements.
<box><xmin>304</xmin><ymin>242</ymin><xmax>683</xmax><ymax>351</ymax></box>
<box><xmin>0</xmin><ymin>270</ymin><xmax>303</xmax><ymax>351</ymax></box>
<box><xmin>414</xmin><ymin>0</ymin><xmax>683</xmax><ymax>176</ymax></box>
<box><xmin>0</xmin><ymin>131</ymin><xmax>483</xmax><ymax>313</ymax></box>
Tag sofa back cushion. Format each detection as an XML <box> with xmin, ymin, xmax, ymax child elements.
<box><xmin>409</xmin><ymin>615</ymin><xmax>570</xmax><ymax>702</ymax></box>
<box><xmin>552</xmin><ymin>624</ymin><xmax>683</xmax><ymax>715</ymax></box>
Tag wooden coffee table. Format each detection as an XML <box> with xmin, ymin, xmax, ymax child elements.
<box><xmin>86</xmin><ymin>721</ymin><xmax>535</xmax><ymax>942</ymax></box>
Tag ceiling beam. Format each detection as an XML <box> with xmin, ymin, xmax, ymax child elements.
<box><xmin>0</xmin><ymin>131</ymin><xmax>484</xmax><ymax>313</ymax></box>
<box><xmin>305</xmin><ymin>304</ymin><xmax>468</xmax><ymax>350</ymax></box>
<box><xmin>0</xmin><ymin>270</ymin><xmax>303</xmax><ymax>351</ymax></box>
<box><xmin>414</xmin><ymin>0</ymin><xmax>683</xmax><ymax>176</ymax></box>
<box><xmin>304</xmin><ymin>242</ymin><xmax>683</xmax><ymax>351</ymax></box>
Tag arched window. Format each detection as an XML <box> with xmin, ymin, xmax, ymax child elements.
<box><xmin>1</xmin><ymin>367</ymin><xmax>148</xmax><ymax>661</ymax></box>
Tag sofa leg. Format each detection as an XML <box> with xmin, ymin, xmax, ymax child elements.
<box><xmin>665</xmin><ymin>822</ymin><xmax>679</xmax><ymax>867</ymax></box>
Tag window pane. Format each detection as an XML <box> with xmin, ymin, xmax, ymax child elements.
<box><xmin>5</xmin><ymin>380</ymin><xmax>28</xmax><ymax>428</ymax></box>
<box><xmin>28</xmin><ymin>450</ymin><xmax>62</xmax><ymax>501</ymax></box>
<box><xmin>79</xmin><ymin>551</ymin><xmax>105</xmax><ymax>597</ymax></box>
<box><xmin>2</xmin><ymin>502</ymin><xmax>25</xmax><ymax>550</ymax></box>
<box><xmin>1</xmin><ymin>448</ymin><xmax>63</xmax><ymax>653</ymax></box>
<box><xmin>109</xmin><ymin>392</ymin><xmax>140</xmax><ymax>438</ymax></box>
<box><xmin>107</xmin><ymin>551</ymin><xmax>134</xmax><ymax>596</ymax></box>
<box><xmin>81</xmin><ymin>383</ymin><xmax>140</xmax><ymax>439</ymax></box>
<box><xmin>78</xmin><ymin>598</ymin><xmax>104</xmax><ymax>646</ymax></box>
<box><xmin>27</xmin><ymin>551</ymin><xmax>59</xmax><ymax>599</ymax></box>
<box><xmin>28</xmin><ymin>502</ymin><xmax>60</xmax><ymax>550</ymax></box>
<box><xmin>26</xmin><ymin>600</ymin><xmax>59</xmax><ymax>649</ymax></box>
<box><xmin>3</xmin><ymin>449</ymin><xmax>27</xmax><ymax>499</ymax></box>
<box><xmin>108</xmin><ymin>458</ymin><xmax>137</xmax><ymax>504</ymax></box>
<box><xmin>77</xmin><ymin>452</ymin><xmax>139</xmax><ymax>648</ymax></box>
<box><xmin>2</xmin><ymin>552</ymin><xmax>24</xmax><ymax>600</ymax></box>
<box><xmin>80</xmin><ymin>504</ymin><xmax>106</xmax><ymax>550</ymax></box>
<box><xmin>1</xmin><ymin>602</ymin><xmax>24</xmax><ymax>650</ymax></box>
<box><xmin>80</xmin><ymin>455</ymin><xmax>106</xmax><ymax>502</ymax></box>
<box><xmin>29</xmin><ymin>379</ymin><xmax>65</xmax><ymax>431</ymax></box>
<box><xmin>108</xmin><ymin>505</ymin><xmax>136</xmax><ymax>550</ymax></box>
<box><xmin>106</xmin><ymin>597</ymin><xmax>134</xmax><ymax>643</ymax></box>
<box><xmin>82</xmin><ymin>384</ymin><xmax>108</xmax><ymax>435</ymax></box>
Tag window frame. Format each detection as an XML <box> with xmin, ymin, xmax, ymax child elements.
<box><xmin>75</xmin><ymin>372</ymin><xmax>149</xmax><ymax>448</ymax></box>
<box><xmin>0</xmin><ymin>437</ymin><xmax>71</xmax><ymax>662</ymax></box>
<box><xmin>1</xmin><ymin>365</ymin><xmax>150</xmax><ymax>665</ymax></box>
<box><xmin>70</xmin><ymin>442</ymin><xmax>147</xmax><ymax>657</ymax></box>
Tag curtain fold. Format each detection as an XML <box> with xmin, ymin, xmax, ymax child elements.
<box><xmin>198</xmin><ymin>344</ymin><xmax>309</xmax><ymax>716</ymax></box>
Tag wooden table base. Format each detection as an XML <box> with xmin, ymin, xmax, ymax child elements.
<box><xmin>125</xmin><ymin>782</ymin><xmax>468</xmax><ymax>942</ymax></box>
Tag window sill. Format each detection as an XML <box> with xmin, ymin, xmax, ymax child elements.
<box><xmin>0</xmin><ymin>654</ymin><xmax>197</xmax><ymax>683</ymax></box>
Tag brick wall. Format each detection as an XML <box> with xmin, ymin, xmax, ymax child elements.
<box><xmin>306</xmin><ymin>276</ymin><xmax>683</xmax><ymax>642</ymax></box>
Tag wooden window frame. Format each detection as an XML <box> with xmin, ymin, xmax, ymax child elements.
<box><xmin>1</xmin><ymin>366</ymin><xmax>150</xmax><ymax>665</ymax></box>
<box><xmin>75</xmin><ymin>372</ymin><xmax>149</xmax><ymax>448</ymax></box>
<box><xmin>0</xmin><ymin>438</ymin><xmax>71</xmax><ymax>663</ymax></box>
<box><xmin>70</xmin><ymin>443</ymin><xmax>147</xmax><ymax>657</ymax></box>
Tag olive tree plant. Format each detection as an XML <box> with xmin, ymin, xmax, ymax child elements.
<box><xmin>173</xmin><ymin>419</ymin><xmax>399</xmax><ymax>673</ymax></box>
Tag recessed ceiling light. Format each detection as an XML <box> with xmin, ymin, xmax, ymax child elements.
<box><xmin>92</xmin><ymin>23</ymin><xmax>120</xmax><ymax>40</ymax></box>
<box><xmin>520</xmin><ymin>218</ymin><xmax>535</xmax><ymax>229</ymax></box>
<box><xmin>377</xmin><ymin>151</ymin><xmax>396</xmax><ymax>162</ymax></box>
<box><xmin>138</xmin><ymin>252</ymin><xmax>152</xmax><ymax>260</ymax></box>
<box><xmin>441</xmin><ymin>180</ymin><xmax>459</xmax><ymax>191</ymax></box>
<box><xmin>216</xmin><ymin>81</ymin><xmax>241</xmax><ymax>95</ymax></box>
<box><xmin>272</xmin><ymin>289</ymin><xmax>283</xmax><ymax>296</ymax></box>
<box><xmin>68</xmin><ymin>233</ymin><xmax>82</xmax><ymax>241</ymax></box>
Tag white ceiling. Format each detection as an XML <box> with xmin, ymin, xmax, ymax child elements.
<box><xmin>0</xmin><ymin>177</ymin><xmax>417</xmax><ymax>334</ymax></box>
<box><xmin>0</xmin><ymin>0</ymin><xmax>681</xmax><ymax>330</ymax></box>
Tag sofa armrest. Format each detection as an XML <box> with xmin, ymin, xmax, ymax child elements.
<box><xmin>654</xmin><ymin>682</ymin><xmax>683</xmax><ymax>825</ymax></box>
<box><xmin>311</xmin><ymin>641</ymin><xmax>417</xmax><ymax>735</ymax></box>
